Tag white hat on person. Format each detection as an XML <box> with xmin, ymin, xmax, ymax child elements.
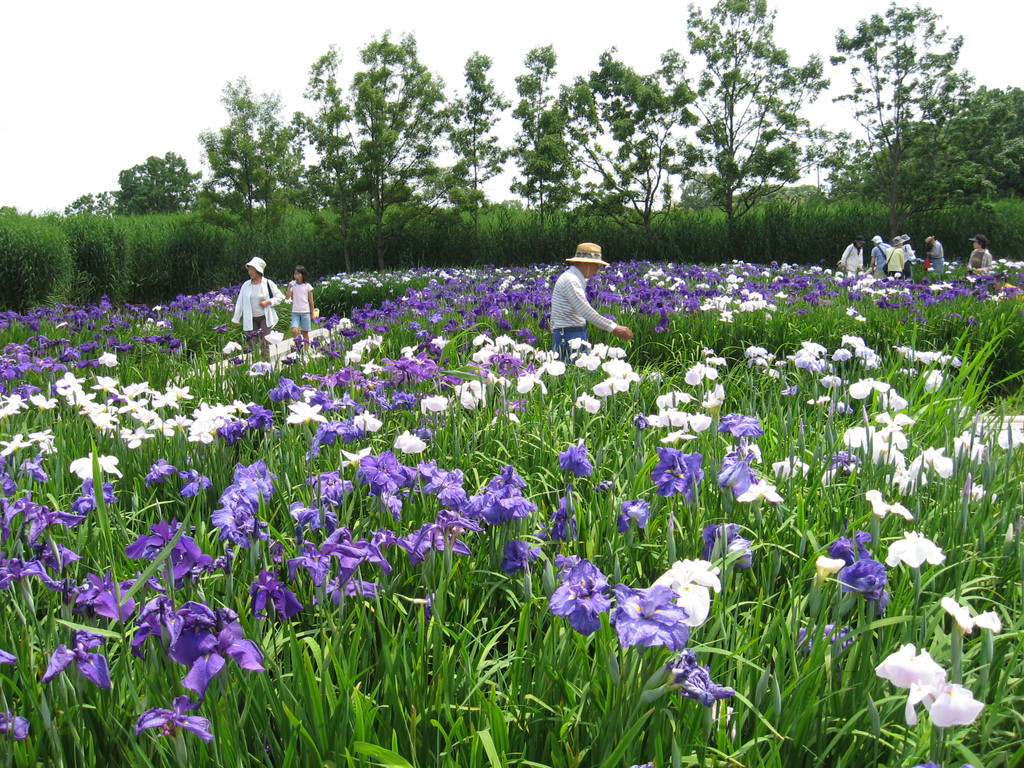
<box><xmin>245</xmin><ymin>257</ymin><xmax>266</xmax><ymax>275</ymax></box>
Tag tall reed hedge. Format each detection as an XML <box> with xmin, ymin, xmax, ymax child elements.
<box><xmin>0</xmin><ymin>214</ymin><xmax>72</xmax><ymax>312</ymax></box>
<box><xmin>2</xmin><ymin>199</ymin><xmax>1023</xmax><ymax>308</ymax></box>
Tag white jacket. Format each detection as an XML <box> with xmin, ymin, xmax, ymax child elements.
<box><xmin>838</xmin><ymin>243</ymin><xmax>864</xmax><ymax>274</ymax></box>
<box><xmin>232</xmin><ymin>279</ymin><xmax>284</xmax><ymax>331</ymax></box>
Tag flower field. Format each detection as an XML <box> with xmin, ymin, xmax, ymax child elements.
<box><xmin>0</xmin><ymin>261</ymin><xmax>1022</xmax><ymax>768</ymax></box>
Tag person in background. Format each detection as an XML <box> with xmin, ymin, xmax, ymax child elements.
<box><xmin>551</xmin><ymin>242</ymin><xmax>633</xmax><ymax>361</ymax></box>
<box><xmin>838</xmin><ymin>236</ymin><xmax>867</xmax><ymax>277</ymax></box>
<box><xmin>967</xmin><ymin>234</ymin><xmax>994</xmax><ymax>275</ymax></box>
<box><xmin>924</xmin><ymin>236</ymin><xmax>945</xmax><ymax>276</ymax></box>
<box><xmin>886</xmin><ymin>236</ymin><xmax>907</xmax><ymax>279</ymax></box>
<box><xmin>870</xmin><ymin>235</ymin><xmax>890</xmax><ymax>279</ymax></box>
<box><xmin>286</xmin><ymin>265</ymin><xmax>316</xmax><ymax>346</ymax></box>
<box><xmin>232</xmin><ymin>257</ymin><xmax>285</xmax><ymax>358</ymax></box>
<box><xmin>900</xmin><ymin>234</ymin><xmax>916</xmax><ymax>280</ymax></box>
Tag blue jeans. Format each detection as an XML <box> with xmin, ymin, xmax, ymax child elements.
<box><xmin>552</xmin><ymin>326</ymin><xmax>588</xmax><ymax>361</ymax></box>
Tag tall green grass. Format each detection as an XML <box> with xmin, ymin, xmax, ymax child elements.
<box><xmin>2</xmin><ymin>198</ymin><xmax>1024</xmax><ymax>308</ymax></box>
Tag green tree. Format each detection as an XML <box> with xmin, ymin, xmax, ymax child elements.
<box><xmin>511</xmin><ymin>46</ymin><xmax>578</xmax><ymax>225</ymax></box>
<box><xmin>114</xmin><ymin>152</ymin><xmax>200</xmax><ymax>215</ymax></box>
<box><xmin>64</xmin><ymin>192</ymin><xmax>115</xmax><ymax>216</ymax></box>
<box><xmin>830</xmin><ymin>2</ymin><xmax>979</xmax><ymax>236</ymax></box>
<box><xmin>198</xmin><ymin>78</ymin><xmax>302</xmax><ymax>227</ymax></box>
<box><xmin>565</xmin><ymin>48</ymin><xmax>695</xmax><ymax>233</ymax></box>
<box><xmin>350</xmin><ymin>32</ymin><xmax>448</xmax><ymax>270</ymax></box>
<box><xmin>296</xmin><ymin>47</ymin><xmax>359</xmax><ymax>272</ymax></box>
<box><xmin>686</xmin><ymin>0</ymin><xmax>827</xmax><ymax>236</ymax></box>
<box><xmin>947</xmin><ymin>86</ymin><xmax>1024</xmax><ymax>199</ymax></box>
<box><xmin>448</xmin><ymin>52</ymin><xmax>510</xmax><ymax>237</ymax></box>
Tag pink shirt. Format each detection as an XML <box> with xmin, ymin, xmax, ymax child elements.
<box><xmin>290</xmin><ymin>282</ymin><xmax>314</xmax><ymax>313</ymax></box>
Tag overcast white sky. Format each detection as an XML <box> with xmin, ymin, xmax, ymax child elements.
<box><xmin>2</xmin><ymin>0</ymin><xmax>1021</xmax><ymax>213</ymax></box>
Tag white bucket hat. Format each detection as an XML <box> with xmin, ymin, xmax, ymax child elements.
<box><xmin>245</xmin><ymin>257</ymin><xmax>266</xmax><ymax>275</ymax></box>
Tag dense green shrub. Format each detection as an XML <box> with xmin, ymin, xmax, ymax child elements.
<box><xmin>2</xmin><ymin>200</ymin><xmax>1023</xmax><ymax>310</ymax></box>
<box><xmin>61</xmin><ymin>214</ymin><xmax>131</xmax><ymax>302</ymax></box>
<box><xmin>0</xmin><ymin>214</ymin><xmax>72</xmax><ymax>311</ymax></box>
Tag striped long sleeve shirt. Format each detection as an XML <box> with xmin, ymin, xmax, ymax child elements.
<box><xmin>550</xmin><ymin>266</ymin><xmax>617</xmax><ymax>332</ymax></box>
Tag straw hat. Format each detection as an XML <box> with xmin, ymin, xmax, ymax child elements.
<box><xmin>566</xmin><ymin>242</ymin><xmax>609</xmax><ymax>266</ymax></box>
<box><xmin>245</xmin><ymin>257</ymin><xmax>266</xmax><ymax>275</ymax></box>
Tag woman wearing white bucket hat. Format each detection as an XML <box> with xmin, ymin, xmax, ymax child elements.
<box><xmin>232</xmin><ymin>257</ymin><xmax>285</xmax><ymax>357</ymax></box>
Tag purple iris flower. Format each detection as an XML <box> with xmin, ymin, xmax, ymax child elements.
<box><xmin>145</xmin><ymin>459</ymin><xmax>178</xmax><ymax>486</ymax></box>
<box><xmin>231</xmin><ymin>460</ymin><xmax>277</xmax><ymax>501</ymax></box>
<box><xmin>554</xmin><ymin>554</ymin><xmax>582</xmax><ymax>572</ymax></box>
<box><xmin>559</xmin><ymin>441</ymin><xmax>594</xmax><ymax>477</ymax></box>
<box><xmin>717</xmin><ymin>450</ymin><xmax>758</xmax><ymax>498</ymax></box>
<box><xmin>289</xmin><ymin>501</ymin><xmax>337</xmax><ymax>541</ymax></box>
<box><xmin>418</xmin><ymin>462</ymin><xmax>469</xmax><ymax>510</ymax></box>
<box><xmin>210</xmin><ymin>496</ymin><xmax>268</xmax><ymax>548</ymax></box>
<box><xmin>14</xmin><ymin>496</ymin><xmax>85</xmax><ymax>543</ymax></box>
<box><xmin>288</xmin><ymin>542</ymin><xmax>334</xmax><ymax>587</ymax></box>
<box><xmin>650</xmin><ymin>448</ymin><xmax>704</xmax><ymax>500</ymax></box>
<box><xmin>0</xmin><ymin>712</ymin><xmax>29</xmax><ymax>740</ymax></box>
<box><xmin>618</xmin><ymin>499</ymin><xmax>651</xmax><ymax>532</ymax></box>
<box><xmin>323</xmin><ymin>578</ymin><xmax>380</xmax><ymax>603</ymax></box>
<box><xmin>210</xmin><ymin>462</ymin><xmax>275</xmax><ymax>548</ymax></box>
<box><xmin>397</xmin><ymin>518</ymin><xmax>474</xmax><ymax>566</ymax></box>
<box><xmin>18</xmin><ymin>455</ymin><xmax>48</xmax><ymax>483</ymax></box>
<box><xmin>358</xmin><ymin>452</ymin><xmax>416</xmax><ymax>496</ymax></box>
<box><xmin>268</xmin><ymin>377</ymin><xmax>304</xmax><ymax>402</ymax></box>
<box><xmin>125</xmin><ymin>519</ymin><xmax>211</xmax><ymax>581</ymax></box>
<box><xmin>245</xmin><ymin>404</ymin><xmax>275</xmax><ymax>430</ymax></box>
<box><xmin>161</xmin><ymin>602</ymin><xmax>266</xmax><ymax>698</ymax></box>
<box><xmin>548</xmin><ymin>559</ymin><xmax>611</xmax><ymax>636</ymax></box>
<box><xmin>668</xmin><ymin>649</ymin><xmax>736</xmax><ymax>706</ymax></box>
<box><xmin>718</xmin><ymin>413</ymin><xmax>764</xmax><ymax>439</ymax></box>
<box><xmin>0</xmin><ymin>554</ymin><xmax>61</xmax><ymax>590</ymax></box>
<box><xmin>797</xmin><ymin>623</ymin><xmax>854</xmax><ymax>656</ymax></box>
<box><xmin>633</xmin><ymin>413</ymin><xmax>650</xmax><ymax>430</ymax></box>
<box><xmin>33</xmin><ymin>540</ymin><xmax>80</xmax><ymax>573</ymax></box>
<box><xmin>322</xmin><ymin>531</ymin><xmax>393</xmax><ymax>582</ymax></box>
<box><xmin>135</xmin><ymin>696</ymin><xmax>213</xmax><ymax>742</ymax></box>
<box><xmin>465</xmin><ymin>467</ymin><xmax>537</xmax><ymax>525</ymax></box>
<box><xmin>541</xmin><ymin>492</ymin><xmax>577</xmax><ymax>541</ymax></box>
<box><xmin>307</xmin><ymin>471</ymin><xmax>353</xmax><ymax>508</ymax></box>
<box><xmin>216</xmin><ymin>420</ymin><xmax>248</xmax><ymax>445</ymax></box>
<box><xmin>0</xmin><ymin>649</ymin><xmax>15</xmax><ymax>665</ymax></box>
<box><xmin>838</xmin><ymin>559</ymin><xmax>889</xmax><ymax>613</ymax></box>
<box><xmin>702</xmin><ymin>523</ymin><xmax>753</xmax><ymax>568</ymax></box>
<box><xmin>827</xmin><ymin>531</ymin><xmax>873</xmax><ymax>566</ymax></box>
<box><xmin>42</xmin><ymin>630</ymin><xmax>112</xmax><ymax>689</ymax></box>
<box><xmin>179</xmin><ymin>469</ymin><xmax>212</xmax><ymax>498</ymax></box>
<box><xmin>502</xmin><ymin>540</ymin><xmax>542</xmax><ymax>574</ymax></box>
<box><xmin>307</xmin><ymin>420</ymin><xmax>364</xmax><ymax>459</ymax></box>
<box><xmin>70</xmin><ymin>478</ymin><xmax>118</xmax><ymax>515</ymax></box>
<box><xmin>611</xmin><ymin>584</ymin><xmax>690</xmax><ymax>650</ymax></box>
<box><xmin>249</xmin><ymin>570</ymin><xmax>303</xmax><ymax>620</ymax></box>
<box><xmin>828</xmin><ymin>451</ymin><xmax>862</xmax><ymax>475</ymax></box>
<box><xmin>73</xmin><ymin>570</ymin><xmax>137</xmax><ymax>621</ymax></box>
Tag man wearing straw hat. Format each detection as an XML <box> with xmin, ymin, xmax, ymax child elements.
<box><xmin>550</xmin><ymin>242</ymin><xmax>633</xmax><ymax>360</ymax></box>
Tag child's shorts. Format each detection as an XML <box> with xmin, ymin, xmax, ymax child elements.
<box><xmin>291</xmin><ymin>312</ymin><xmax>311</xmax><ymax>331</ymax></box>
